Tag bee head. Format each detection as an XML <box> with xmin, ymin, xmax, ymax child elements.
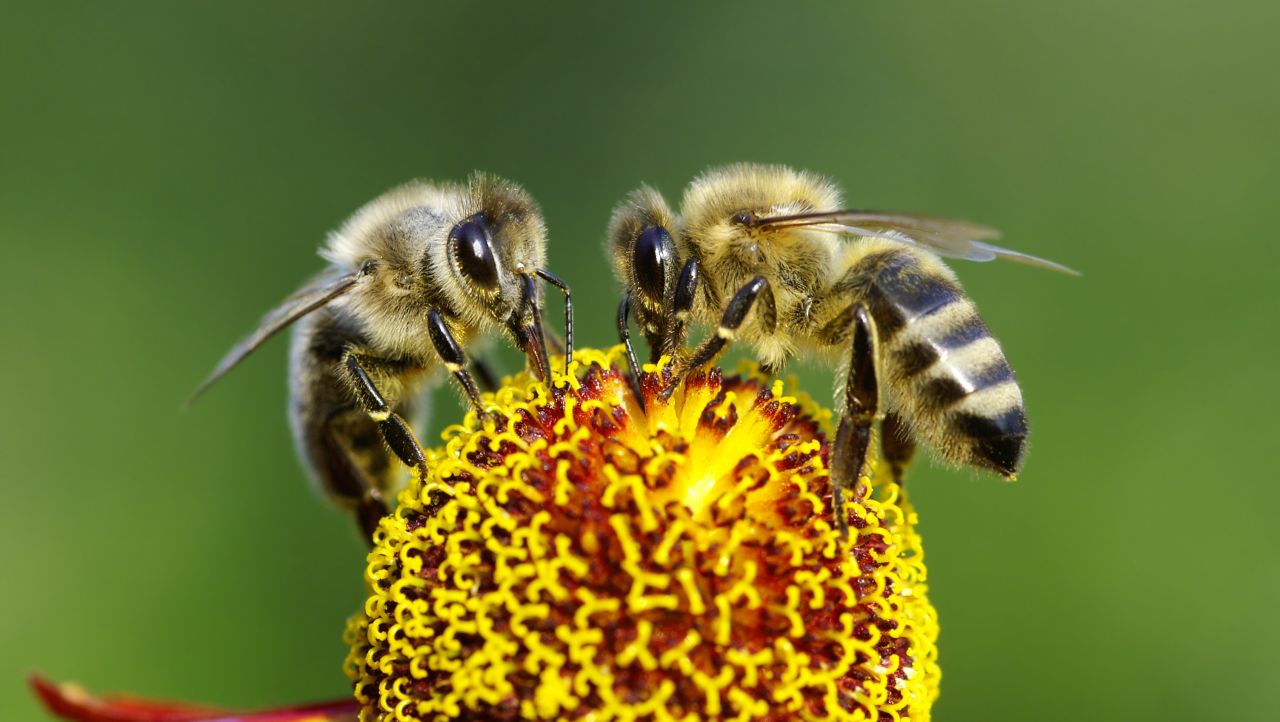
<box><xmin>607</xmin><ymin>186</ymin><xmax>680</xmax><ymax>349</ymax></box>
<box><xmin>438</xmin><ymin>174</ymin><xmax>549</xmax><ymax>327</ymax></box>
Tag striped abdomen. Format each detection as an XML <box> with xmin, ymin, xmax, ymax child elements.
<box><xmin>850</xmin><ymin>248</ymin><xmax>1028</xmax><ymax>477</ymax></box>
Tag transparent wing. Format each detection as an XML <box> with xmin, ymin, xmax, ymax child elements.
<box><xmin>187</xmin><ymin>267</ymin><xmax>360</xmax><ymax>404</ymax></box>
<box><xmin>753</xmin><ymin>210</ymin><xmax>1079</xmax><ymax>275</ymax></box>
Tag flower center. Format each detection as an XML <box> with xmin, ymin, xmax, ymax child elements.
<box><xmin>344</xmin><ymin>346</ymin><xmax>939</xmax><ymax>721</ymax></box>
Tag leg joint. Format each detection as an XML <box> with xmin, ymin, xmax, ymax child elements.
<box><xmin>345</xmin><ymin>353</ymin><xmax>390</xmax><ymax>415</ymax></box>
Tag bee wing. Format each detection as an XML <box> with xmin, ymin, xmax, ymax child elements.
<box><xmin>755</xmin><ymin>210</ymin><xmax>1079</xmax><ymax>275</ymax></box>
<box><xmin>187</xmin><ymin>268</ymin><xmax>360</xmax><ymax>404</ymax></box>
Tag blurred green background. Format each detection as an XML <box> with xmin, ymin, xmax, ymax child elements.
<box><xmin>3</xmin><ymin>2</ymin><xmax>1277</xmax><ymax>720</ymax></box>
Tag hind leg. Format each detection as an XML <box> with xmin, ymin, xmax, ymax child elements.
<box><xmin>829</xmin><ymin>304</ymin><xmax>881</xmax><ymax>536</ymax></box>
<box><xmin>318</xmin><ymin>410</ymin><xmax>401</xmax><ymax>542</ymax></box>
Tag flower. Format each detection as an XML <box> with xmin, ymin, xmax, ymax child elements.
<box><xmin>33</xmin><ymin>346</ymin><xmax>939</xmax><ymax>722</ymax></box>
<box><xmin>347</xmin><ymin>347</ymin><xmax>939</xmax><ymax>721</ymax></box>
<box><xmin>29</xmin><ymin>674</ymin><xmax>359</xmax><ymax>722</ymax></box>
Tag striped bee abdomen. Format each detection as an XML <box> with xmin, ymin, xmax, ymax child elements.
<box><xmin>848</xmin><ymin>248</ymin><xmax>1028</xmax><ymax>477</ymax></box>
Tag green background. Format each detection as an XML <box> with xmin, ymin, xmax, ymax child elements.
<box><xmin>3</xmin><ymin>2</ymin><xmax>1277</xmax><ymax>720</ymax></box>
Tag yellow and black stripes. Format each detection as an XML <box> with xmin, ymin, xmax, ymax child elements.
<box><xmin>844</xmin><ymin>248</ymin><xmax>1028</xmax><ymax>477</ymax></box>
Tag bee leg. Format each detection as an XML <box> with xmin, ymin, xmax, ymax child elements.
<box><xmin>354</xmin><ymin>494</ymin><xmax>390</xmax><ymax>540</ymax></box>
<box><xmin>535</xmin><ymin>268</ymin><xmax>574</xmax><ymax>373</ymax></box>
<box><xmin>666</xmin><ymin>257</ymin><xmax>701</xmax><ymax>359</ymax></box>
<box><xmin>510</xmin><ymin>274</ymin><xmax>553</xmax><ymax>383</ymax></box>
<box><xmin>542</xmin><ymin>331</ymin><xmax>566</xmax><ymax>358</ymax></box>
<box><xmin>426</xmin><ymin>309</ymin><xmax>491</xmax><ymax>420</ymax></box>
<box><xmin>316</xmin><ymin>406</ymin><xmax>397</xmax><ymax>543</ymax></box>
<box><xmin>617</xmin><ymin>296</ymin><xmax>645</xmax><ymax>407</ymax></box>
<box><xmin>830</xmin><ymin>304</ymin><xmax>879</xmax><ymax>537</ymax></box>
<box><xmin>343</xmin><ymin>353</ymin><xmax>429</xmax><ymax>471</ymax></box>
<box><xmin>659</xmin><ymin>276</ymin><xmax>775</xmax><ymax>401</ymax></box>
<box><xmin>881</xmin><ymin>411</ymin><xmax>916</xmax><ymax>487</ymax></box>
<box><xmin>471</xmin><ymin>358</ymin><xmax>502</xmax><ymax>393</ymax></box>
<box><xmin>341</xmin><ymin>353</ymin><xmax>429</xmax><ymax>539</ymax></box>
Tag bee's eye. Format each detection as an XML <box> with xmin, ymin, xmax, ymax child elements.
<box><xmin>449</xmin><ymin>215</ymin><xmax>500</xmax><ymax>291</ymax></box>
<box><xmin>632</xmin><ymin>224</ymin><xmax>674</xmax><ymax>303</ymax></box>
<box><xmin>731</xmin><ymin>210</ymin><xmax>757</xmax><ymax>226</ymax></box>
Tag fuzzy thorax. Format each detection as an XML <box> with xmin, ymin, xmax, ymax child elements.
<box><xmin>345</xmin><ymin>346</ymin><xmax>940</xmax><ymax>721</ymax></box>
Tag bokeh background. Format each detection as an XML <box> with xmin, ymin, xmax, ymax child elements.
<box><xmin>3</xmin><ymin>2</ymin><xmax>1277</xmax><ymax>721</ymax></box>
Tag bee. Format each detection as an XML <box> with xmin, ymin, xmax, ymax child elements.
<box><xmin>192</xmin><ymin>174</ymin><xmax>572</xmax><ymax>539</ymax></box>
<box><xmin>609</xmin><ymin>163</ymin><xmax>1074</xmax><ymax>520</ymax></box>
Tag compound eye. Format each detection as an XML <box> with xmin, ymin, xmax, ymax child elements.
<box><xmin>448</xmin><ymin>215</ymin><xmax>500</xmax><ymax>291</ymax></box>
<box><xmin>632</xmin><ymin>224</ymin><xmax>673</xmax><ymax>303</ymax></box>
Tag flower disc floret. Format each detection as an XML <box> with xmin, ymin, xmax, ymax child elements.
<box><xmin>345</xmin><ymin>347</ymin><xmax>940</xmax><ymax>721</ymax></box>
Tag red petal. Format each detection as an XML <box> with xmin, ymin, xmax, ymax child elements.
<box><xmin>30</xmin><ymin>675</ymin><xmax>360</xmax><ymax>722</ymax></box>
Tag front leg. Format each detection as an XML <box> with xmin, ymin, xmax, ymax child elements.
<box><xmin>665</xmin><ymin>257</ymin><xmax>701</xmax><ymax>360</ymax></box>
<box><xmin>616</xmin><ymin>296</ymin><xmax>645</xmax><ymax>406</ymax></box>
<box><xmin>659</xmin><ymin>275</ymin><xmax>776</xmax><ymax>401</ymax></box>
<box><xmin>535</xmin><ymin>268</ymin><xmax>574</xmax><ymax>373</ymax></box>
<box><xmin>427</xmin><ymin>309</ymin><xmax>491</xmax><ymax>419</ymax></box>
<box><xmin>508</xmin><ymin>274</ymin><xmax>553</xmax><ymax>384</ymax></box>
<box><xmin>830</xmin><ymin>304</ymin><xmax>880</xmax><ymax>536</ymax></box>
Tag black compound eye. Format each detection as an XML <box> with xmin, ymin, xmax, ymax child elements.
<box><xmin>448</xmin><ymin>215</ymin><xmax>500</xmax><ymax>291</ymax></box>
<box><xmin>632</xmin><ymin>225</ymin><xmax>673</xmax><ymax>303</ymax></box>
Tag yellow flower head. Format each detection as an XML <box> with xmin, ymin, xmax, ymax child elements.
<box><xmin>344</xmin><ymin>347</ymin><xmax>940</xmax><ymax>722</ymax></box>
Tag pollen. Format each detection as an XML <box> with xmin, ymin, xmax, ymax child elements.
<box><xmin>344</xmin><ymin>347</ymin><xmax>940</xmax><ymax>721</ymax></box>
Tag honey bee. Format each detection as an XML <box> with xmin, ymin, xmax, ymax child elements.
<box><xmin>192</xmin><ymin>174</ymin><xmax>572</xmax><ymax>538</ymax></box>
<box><xmin>609</xmin><ymin>163</ymin><xmax>1074</xmax><ymax>520</ymax></box>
